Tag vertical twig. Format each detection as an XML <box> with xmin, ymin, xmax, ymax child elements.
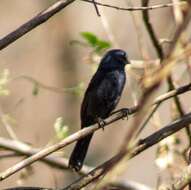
<box><xmin>142</xmin><ymin>0</ymin><xmax>164</xmax><ymax>59</ymax></box>
<box><xmin>92</xmin><ymin>0</ymin><xmax>100</xmax><ymax>16</ymax></box>
<box><xmin>142</xmin><ymin>0</ymin><xmax>191</xmax><ymax>144</ymax></box>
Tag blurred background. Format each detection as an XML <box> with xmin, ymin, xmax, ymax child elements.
<box><xmin>0</xmin><ymin>0</ymin><xmax>189</xmax><ymax>189</ymax></box>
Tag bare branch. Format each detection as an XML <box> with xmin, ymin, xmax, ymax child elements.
<box><xmin>142</xmin><ymin>0</ymin><xmax>164</xmax><ymax>59</ymax></box>
<box><xmin>92</xmin><ymin>0</ymin><xmax>100</xmax><ymax>16</ymax></box>
<box><xmin>161</xmin><ymin>162</ymin><xmax>191</xmax><ymax>190</ymax></box>
<box><xmin>0</xmin><ymin>0</ymin><xmax>186</xmax><ymax>51</ymax></box>
<box><xmin>0</xmin><ymin>0</ymin><xmax>77</xmax><ymax>51</ymax></box>
<box><xmin>141</xmin><ymin>0</ymin><xmax>191</xmax><ymax>142</ymax></box>
<box><xmin>81</xmin><ymin>0</ymin><xmax>186</xmax><ymax>12</ymax></box>
<box><xmin>0</xmin><ymin>137</ymin><xmax>91</xmax><ymax>175</ymax></box>
<box><xmin>0</xmin><ymin>83</ymin><xmax>191</xmax><ymax>181</ymax></box>
<box><xmin>0</xmin><ymin>112</ymin><xmax>125</xmax><ymax>181</ymax></box>
<box><xmin>63</xmin><ymin>112</ymin><xmax>191</xmax><ymax>190</ymax></box>
<box><xmin>92</xmin><ymin>8</ymin><xmax>191</xmax><ymax>185</ymax></box>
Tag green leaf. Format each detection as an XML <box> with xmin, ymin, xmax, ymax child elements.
<box><xmin>80</xmin><ymin>32</ymin><xmax>98</xmax><ymax>47</ymax></box>
<box><xmin>95</xmin><ymin>40</ymin><xmax>111</xmax><ymax>53</ymax></box>
<box><xmin>54</xmin><ymin>117</ymin><xmax>69</xmax><ymax>140</ymax></box>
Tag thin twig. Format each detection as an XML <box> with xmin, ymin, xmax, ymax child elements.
<box><xmin>81</xmin><ymin>0</ymin><xmax>186</xmax><ymax>12</ymax></box>
<box><xmin>142</xmin><ymin>0</ymin><xmax>164</xmax><ymax>59</ymax></box>
<box><xmin>126</xmin><ymin>0</ymin><xmax>148</xmax><ymax>59</ymax></box>
<box><xmin>13</xmin><ymin>75</ymin><xmax>84</xmax><ymax>94</ymax></box>
<box><xmin>92</xmin><ymin>0</ymin><xmax>100</xmax><ymax>16</ymax></box>
<box><xmin>0</xmin><ymin>106</ymin><xmax>18</xmax><ymax>140</ymax></box>
<box><xmin>135</xmin><ymin>103</ymin><xmax>160</xmax><ymax>138</ymax></box>
<box><xmin>0</xmin><ymin>0</ymin><xmax>77</xmax><ymax>50</ymax></box>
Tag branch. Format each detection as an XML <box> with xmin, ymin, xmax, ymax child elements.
<box><xmin>63</xmin><ymin>112</ymin><xmax>191</xmax><ymax>190</ymax></box>
<box><xmin>0</xmin><ymin>137</ymin><xmax>91</xmax><ymax>175</ymax></box>
<box><xmin>0</xmin><ymin>83</ymin><xmax>191</xmax><ymax>181</ymax></box>
<box><xmin>92</xmin><ymin>18</ymin><xmax>191</xmax><ymax>186</ymax></box>
<box><xmin>82</xmin><ymin>0</ymin><xmax>186</xmax><ymax>12</ymax></box>
<box><xmin>142</xmin><ymin>0</ymin><xmax>191</xmax><ymax>142</ymax></box>
<box><xmin>142</xmin><ymin>0</ymin><xmax>164</xmax><ymax>59</ymax></box>
<box><xmin>5</xmin><ymin>187</ymin><xmax>52</xmax><ymax>190</ymax></box>
<box><xmin>0</xmin><ymin>111</ymin><xmax>127</xmax><ymax>181</ymax></box>
<box><xmin>0</xmin><ymin>0</ymin><xmax>77</xmax><ymax>51</ymax></box>
<box><xmin>162</xmin><ymin>163</ymin><xmax>191</xmax><ymax>190</ymax></box>
<box><xmin>13</xmin><ymin>75</ymin><xmax>84</xmax><ymax>94</ymax></box>
<box><xmin>92</xmin><ymin>0</ymin><xmax>100</xmax><ymax>16</ymax></box>
<box><xmin>101</xmin><ymin>181</ymin><xmax>153</xmax><ymax>190</ymax></box>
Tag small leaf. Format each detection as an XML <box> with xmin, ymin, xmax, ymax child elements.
<box><xmin>54</xmin><ymin>117</ymin><xmax>69</xmax><ymax>140</ymax></box>
<box><xmin>95</xmin><ymin>40</ymin><xmax>111</xmax><ymax>53</ymax></box>
<box><xmin>80</xmin><ymin>32</ymin><xmax>98</xmax><ymax>47</ymax></box>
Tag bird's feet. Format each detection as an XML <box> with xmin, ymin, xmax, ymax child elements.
<box><xmin>111</xmin><ymin>108</ymin><xmax>129</xmax><ymax>120</ymax></box>
<box><xmin>120</xmin><ymin>108</ymin><xmax>129</xmax><ymax>120</ymax></box>
<box><xmin>96</xmin><ymin>117</ymin><xmax>106</xmax><ymax>131</ymax></box>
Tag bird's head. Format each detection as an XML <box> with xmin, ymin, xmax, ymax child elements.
<box><xmin>99</xmin><ymin>49</ymin><xmax>129</xmax><ymax>71</ymax></box>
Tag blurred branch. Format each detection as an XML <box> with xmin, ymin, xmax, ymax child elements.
<box><xmin>0</xmin><ymin>137</ymin><xmax>92</xmax><ymax>175</ymax></box>
<box><xmin>0</xmin><ymin>152</ymin><xmax>17</xmax><ymax>159</ymax></box>
<box><xmin>94</xmin><ymin>8</ymin><xmax>191</xmax><ymax>186</ymax></box>
<box><xmin>5</xmin><ymin>187</ymin><xmax>52</xmax><ymax>190</ymax></box>
<box><xmin>142</xmin><ymin>0</ymin><xmax>191</xmax><ymax>143</ymax></box>
<box><xmin>0</xmin><ymin>0</ymin><xmax>182</xmax><ymax>51</ymax></box>
<box><xmin>142</xmin><ymin>0</ymin><xmax>164</xmax><ymax>59</ymax></box>
<box><xmin>135</xmin><ymin>103</ymin><xmax>160</xmax><ymax>138</ymax></box>
<box><xmin>92</xmin><ymin>0</ymin><xmax>100</xmax><ymax>16</ymax></box>
<box><xmin>0</xmin><ymin>106</ymin><xmax>18</xmax><ymax>140</ymax></box>
<box><xmin>0</xmin><ymin>82</ymin><xmax>189</xmax><ymax>181</ymax></box>
<box><xmin>63</xmin><ymin>112</ymin><xmax>191</xmax><ymax>190</ymax></box>
<box><xmin>13</xmin><ymin>75</ymin><xmax>84</xmax><ymax>95</ymax></box>
<box><xmin>126</xmin><ymin>0</ymin><xmax>148</xmax><ymax>59</ymax></box>
<box><xmin>161</xmin><ymin>162</ymin><xmax>191</xmax><ymax>190</ymax></box>
<box><xmin>100</xmin><ymin>181</ymin><xmax>153</xmax><ymax>190</ymax></box>
<box><xmin>82</xmin><ymin>0</ymin><xmax>186</xmax><ymax>12</ymax></box>
<box><xmin>0</xmin><ymin>109</ymin><xmax>129</xmax><ymax>181</ymax></box>
<box><xmin>167</xmin><ymin>5</ymin><xmax>191</xmax><ymax>55</ymax></box>
<box><xmin>0</xmin><ymin>0</ymin><xmax>77</xmax><ymax>50</ymax></box>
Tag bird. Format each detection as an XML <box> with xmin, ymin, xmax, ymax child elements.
<box><xmin>69</xmin><ymin>49</ymin><xmax>129</xmax><ymax>171</ymax></box>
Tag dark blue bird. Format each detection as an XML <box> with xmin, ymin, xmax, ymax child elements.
<box><xmin>69</xmin><ymin>49</ymin><xmax>129</xmax><ymax>171</ymax></box>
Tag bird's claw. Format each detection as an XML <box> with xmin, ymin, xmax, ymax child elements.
<box><xmin>97</xmin><ymin>118</ymin><xmax>106</xmax><ymax>131</ymax></box>
<box><xmin>120</xmin><ymin>108</ymin><xmax>129</xmax><ymax>120</ymax></box>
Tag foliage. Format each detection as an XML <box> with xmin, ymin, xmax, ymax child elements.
<box><xmin>71</xmin><ymin>32</ymin><xmax>111</xmax><ymax>54</ymax></box>
<box><xmin>80</xmin><ymin>32</ymin><xmax>111</xmax><ymax>53</ymax></box>
<box><xmin>54</xmin><ymin>117</ymin><xmax>69</xmax><ymax>140</ymax></box>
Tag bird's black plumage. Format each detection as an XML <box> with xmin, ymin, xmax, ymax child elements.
<box><xmin>69</xmin><ymin>49</ymin><xmax>129</xmax><ymax>171</ymax></box>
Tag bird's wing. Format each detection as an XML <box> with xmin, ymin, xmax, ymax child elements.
<box><xmin>80</xmin><ymin>71</ymin><xmax>105</xmax><ymax>127</ymax></box>
<box><xmin>96</xmin><ymin>70</ymin><xmax>125</xmax><ymax>106</ymax></box>
<box><xmin>80</xmin><ymin>70</ymin><xmax>125</xmax><ymax>127</ymax></box>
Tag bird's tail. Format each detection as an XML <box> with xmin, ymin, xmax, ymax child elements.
<box><xmin>69</xmin><ymin>134</ymin><xmax>93</xmax><ymax>171</ymax></box>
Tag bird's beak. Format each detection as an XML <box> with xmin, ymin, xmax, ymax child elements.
<box><xmin>120</xmin><ymin>56</ymin><xmax>128</xmax><ymax>64</ymax></box>
<box><xmin>125</xmin><ymin>57</ymin><xmax>130</xmax><ymax>64</ymax></box>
